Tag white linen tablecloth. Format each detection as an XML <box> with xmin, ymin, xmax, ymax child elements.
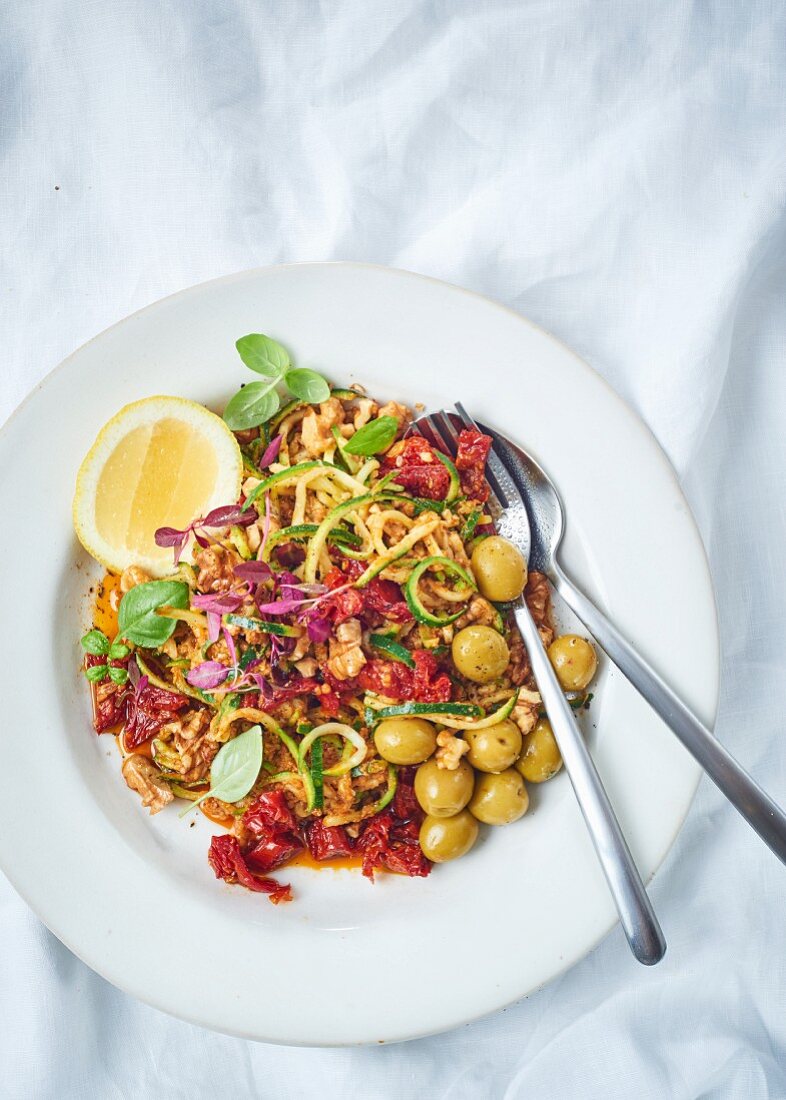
<box><xmin>2</xmin><ymin>2</ymin><xmax>786</xmax><ymax>1096</ymax></box>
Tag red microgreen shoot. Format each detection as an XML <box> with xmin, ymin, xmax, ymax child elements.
<box><xmin>154</xmin><ymin>503</ymin><xmax>255</xmax><ymax>564</ymax></box>
<box><xmin>259</xmin><ymin>434</ymin><xmax>283</xmax><ymax>468</ymax></box>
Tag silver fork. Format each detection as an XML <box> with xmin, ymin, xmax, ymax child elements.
<box><xmin>456</xmin><ymin>407</ymin><xmax>786</xmax><ymax>869</ymax></box>
<box><xmin>414</xmin><ymin>407</ymin><xmax>667</xmax><ymax>966</ymax></box>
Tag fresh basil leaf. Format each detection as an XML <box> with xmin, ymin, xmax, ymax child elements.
<box><xmin>117</xmin><ymin>580</ymin><xmax>189</xmax><ymax>647</ymax></box>
<box><xmin>108</xmin><ymin>665</ymin><xmax>129</xmax><ymax>685</ymax></box>
<box><xmin>85</xmin><ymin>664</ymin><xmax>108</xmax><ymax>682</ymax></box>
<box><xmin>109</xmin><ymin>640</ymin><xmax>131</xmax><ymax>660</ymax></box>
<box><xmin>343</xmin><ymin>415</ymin><xmax>398</xmax><ymax>456</ymax></box>
<box><xmin>178</xmin><ymin>724</ymin><xmax>263</xmax><ymax>817</ymax></box>
<box><xmin>284</xmin><ymin>368</ymin><xmax>330</xmax><ymax>404</ymax></box>
<box><xmin>235</xmin><ymin>334</ymin><xmax>290</xmax><ymax>378</ymax></box>
<box><xmin>81</xmin><ymin>629</ymin><xmax>109</xmax><ymax>656</ymax></box>
<box><xmin>223</xmin><ymin>383</ymin><xmax>281</xmax><ymax>431</ymax></box>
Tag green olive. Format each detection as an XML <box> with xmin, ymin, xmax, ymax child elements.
<box><xmin>471</xmin><ymin>536</ymin><xmax>527</xmax><ymax>602</ymax></box>
<box><xmin>463</xmin><ymin>718</ymin><xmax>522</xmax><ymax>773</ymax></box>
<box><xmin>469</xmin><ymin>768</ymin><xmax>529</xmax><ymax>825</ymax></box>
<box><xmin>414</xmin><ymin>758</ymin><xmax>475</xmax><ymax>817</ymax></box>
<box><xmin>515</xmin><ymin>718</ymin><xmax>563</xmax><ymax>783</ymax></box>
<box><xmin>373</xmin><ymin>717</ymin><xmax>437</xmax><ymax>765</ymax></box>
<box><xmin>419</xmin><ymin>810</ymin><xmax>479</xmax><ymax>862</ymax></box>
<box><xmin>451</xmin><ymin>625</ymin><xmax>510</xmax><ymax>684</ymax></box>
<box><xmin>547</xmin><ymin>634</ymin><xmax>598</xmax><ymax>691</ymax></box>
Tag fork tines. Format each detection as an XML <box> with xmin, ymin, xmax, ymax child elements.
<box><xmin>414</xmin><ymin>404</ymin><xmax>510</xmax><ymax>509</ymax></box>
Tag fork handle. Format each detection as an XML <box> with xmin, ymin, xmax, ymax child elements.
<box><xmin>513</xmin><ymin>604</ymin><xmax>666</xmax><ymax>965</ymax></box>
<box><xmin>551</xmin><ymin>564</ymin><xmax>786</xmax><ymax>865</ymax></box>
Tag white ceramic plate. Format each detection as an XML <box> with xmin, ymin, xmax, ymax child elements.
<box><xmin>0</xmin><ymin>264</ymin><xmax>718</xmax><ymax>1045</ymax></box>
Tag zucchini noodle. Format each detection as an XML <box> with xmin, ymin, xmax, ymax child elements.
<box><xmin>296</xmin><ymin>722</ymin><xmax>367</xmax><ymax>776</ymax></box>
<box><xmin>354</xmin><ymin>516</ymin><xmax>442</xmax><ymax>587</ymax></box>
<box><xmin>366</xmin><ymin>508</ymin><xmax>415</xmax><ymax>557</ymax></box>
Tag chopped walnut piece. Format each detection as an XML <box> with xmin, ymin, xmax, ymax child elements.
<box><xmin>327</xmin><ymin>618</ymin><xmax>367</xmax><ymax>680</ymax></box>
<box><xmin>121</xmin><ymin>754</ymin><xmax>174</xmax><ymax>814</ymax></box>
<box><xmin>377</xmin><ymin>400</ymin><xmax>411</xmax><ymax>431</ymax></box>
<box><xmin>194</xmin><ymin>544</ymin><xmax>241</xmax><ymax>593</ymax></box>
<box><xmin>512</xmin><ymin>688</ymin><xmax>542</xmax><ymax>736</ymax></box>
<box><xmin>435</xmin><ymin>730</ymin><xmax>470</xmax><ymax>770</ymax></box>
<box><xmin>525</xmin><ymin>572</ymin><xmax>554</xmax><ymax>648</ymax></box>
<box><xmin>120</xmin><ymin>565</ymin><xmax>151</xmax><ymax>592</ymax></box>
<box><xmin>301</xmin><ymin>398</ymin><xmax>345</xmax><ymax>456</ymax></box>
<box><xmin>352</xmin><ymin>398</ymin><xmax>377</xmax><ymax>430</ymax></box>
<box><xmin>454</xmin><ymin>595</ymin><xmax>498</xmax><ymax>630</ymax></box>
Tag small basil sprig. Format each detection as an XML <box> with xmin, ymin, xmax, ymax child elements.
<box><xmin>117</xmin><ymin>580</ymin><xmax>190</xmax><ymax>647</ymax></box>
<box><xmin>223</xmin><ymin>333</ymin><xmax>330</xmax><ymax>431</ymax></box>
<box><xmin>178</xmin><ymin>724</ymin><xmax>263</xmax><ymax>817</ymax></box>
<box><xmin>80</xmin><ymin>629</ymin><xmax>131</xmax><ymax>684</ymax></box>
<box><xmin>343</xmin><ymin>415</ymin><xmax>398</xmax><ymax>456</ymax></box>
<box><xmin>284</xmin><ymin>368</ymin><xmax>330</xmax><ymax>403</ymax></box>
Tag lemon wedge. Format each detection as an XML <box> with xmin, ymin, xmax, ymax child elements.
<box><xmin>73</xmin><ymin>396</ymin><xmax>243</xmax><ymax>578</ymax></box>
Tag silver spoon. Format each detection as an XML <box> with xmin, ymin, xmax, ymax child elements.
<box><xmin>457</xmin><ymin>404</ymin><xmax>786</xmax><ymax>868</ymax></box>
<box><xmin>415</xmin><ymin>408</ymin><xmax>667</xmax><ymax>965</ymax></box>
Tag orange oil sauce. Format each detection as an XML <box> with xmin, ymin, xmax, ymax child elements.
<box><xmin>94</xmin><ymin>571</ymin><xmax>121</xmax><ymax>638</ymax></box>
<box><xmin>288</xmin><ymin>849</ymin><xmax>364</xmax><ymax>872</ymax></box>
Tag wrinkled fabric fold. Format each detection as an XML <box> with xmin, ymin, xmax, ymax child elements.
<box><xmin>2</xmin><ymin>1</ymin><xmax>786</xmax><ymax>1097</ymax></box>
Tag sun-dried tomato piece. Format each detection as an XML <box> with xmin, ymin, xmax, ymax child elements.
<box><xmin>455</xmin><ymin>428</ymin><xmax>492</xmax><ymax>503</ymax></box>
<box><xmin>357</xmin><ymin>807</ymin><xmax>431</xmax><ymax>880</ymax></box>
<box><xmin>361</xmin><ymin>577</ymin><xmax>412</xmax><ymax>624</ymax></box>
<box><xmin>304</xmin><ymin>819</ymin><xmax>354</xmax><ymax>861</ymax></box>
<box><xmin>85</xmin><ymin>654</ymin><xmax>130</xmax><ymax>733</ymax></box>
<box><xmin>392</xmin><ymin>766</ymin><xmax>423</xmax><ymax>823</ymax></box>
<box><xmin>123</xmin><ymin>680</ymin><xmax>188</xmax><ymax>748</ymax></box>
<box><xmin>410</xmin><ymin>649</ymin><xmax>452</xmax><ymax>703</ymax></box>
<box><xmin>208</xmin><ymin>834</ymin><xmax>292</xmax><ymax>903</ymax></box>
<box><xmin>358</xmin><ymin>658</ymin><xmax>413</xmax><ymax>701</ymax></box>
<box><xmin>381</xmin><ymin>436</ymin><xmax>450</xmax><ymax>500</ymax></box>
<box><xmin>319</xmin><ymin>566</ymin><xmax>365</xmax><ymax>625</ymax></box>
<box><xmin>381</xmin><ymin>838</ymin><xmax>431</xmax><ymax>877</ymax></box>
<box><xmin>318</xmin><ymin>690</ymin><xmax>341</xmax><ymax>717</ymax></box>
<box><xmin>265</xmin><ymin>677</ymin><xmax>320</xmax><ymax>711</ymax></box>
<box><xmin>356</xmin><ymin>812</ymin><xmax>392</xmax><ymax>880</ymax></box>
<box><xmin>241</xmin><ymin>791</ymin><xmax>303</xmax><ymax>873</ymax></box>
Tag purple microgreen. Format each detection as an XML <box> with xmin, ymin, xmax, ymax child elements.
<box><xmin>307</xmin><ymin>616</ymin><xmax>332</xmax><ymax>643</ymax></box>
<box><xmin>186</xmin><ymin>661</ymin><xmax>231</xmax><ymax>690</ymax></box>
<box><xmin>154</xmin><ymin>501</ymin><xmax>253</xmax><ymax>564</ymax></box>
<box><xmin>202</xmin><ymin>504</ymin><xmax>256</xmax><ymax>529</ymax></box>
<box><xmin>253</xmin><ymin>597</ymin><xmax>308</xmax><ymax>616</ymax></box>
<box><xmin>233</xmin><ymin>560</ymin><xmax>273</xmax><ymax>584</ymax></box>
<box><xmin>154</xmin><ymin>527</ymin><xmax>188</xmax><ymax>548</ymax></box>
<box><xmin>259</xmin><ymin>434</ymin><xmax>283</xmax><ymax>468</ymax></box>
<box><xmin>191</xmin><ymin>591</ymin><xmax>245</xmax><ymax>615</ymax></box>
<box><xmin>207</xmin><ymin>611</ymin><xmax>221</xmax><ymax>644</ymax></box>
<box><xmin>127</xmin><ymin>656</ymin><xmax>141</xmax><ymax>689</ymax></box>
<box><xmin>291</xmin><ymin>583</ymin><xmax>328</xmax><ymax>596</ymax></box>
<box><xmin>222</xmin><ymin>625</ymin><xmax>239</xmax><ymax>671</ymax></box>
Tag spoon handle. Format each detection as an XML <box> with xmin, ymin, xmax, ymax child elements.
<box><xmin>551</xmin><ymin>564</ymin><xmax>786</xmax><ymax>865</ymax></box>
<box><xmin>513</xmin><ymin>604</ymin><xmax>666</xmax><ymax>965</ymax></box>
